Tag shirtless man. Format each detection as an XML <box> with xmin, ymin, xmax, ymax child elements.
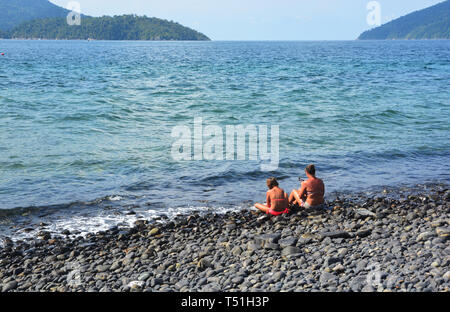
<box><xmin>254</xmin><ymin>178</ymin><xmax>289</xmax><ymax>216</ymax></box>
<box><xmin>289</xmin><ymin>164</ymin><xmax>325</xmax><ymax>209</ymax></box>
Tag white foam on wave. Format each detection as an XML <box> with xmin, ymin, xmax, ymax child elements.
<box><xmin>107</xmin><ymin>195</ymin><xmax>123</xmax><ymax>201</ymax></box>
<box><xmin>2</xmin><ymin>203</ymin><xmax>248</xmax><ymax>243</ymax></box>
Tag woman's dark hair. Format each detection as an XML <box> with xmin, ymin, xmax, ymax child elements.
<box><xmin>266</xmin><ymin>177</ymin><xmax>279</xmax><ymax>189</ymax></box>
<box><xmin>305</xmin><ymin>164</ymin><xmax>316</xmax><ymax>176</ymax></box>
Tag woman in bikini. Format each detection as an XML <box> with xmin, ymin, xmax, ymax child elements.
<box><xmin>289</xmin><ymin>164</ymin><xmax>325</xmax><ymax>209</ymax></box>
<box><xmin>254</xmin><ymin>178</ymin><xmax>290</xmax><ymax>216</ymax></box>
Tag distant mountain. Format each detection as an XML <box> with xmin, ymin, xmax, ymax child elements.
<box><xmin>359</xmin><ymin>0</ymin><xmax>450</xmax><ymax>40</ymax></box>
<box><xmin>0</xmin><ymin>0</ymin><xmax>70</xmax><ymax>31</ymax></box>
<box><xmin>0</xmin><ymin>0</ymin><xmax>210</xmax><ymax>41</ymax></box>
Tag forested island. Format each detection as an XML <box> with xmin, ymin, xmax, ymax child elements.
<box><xmin>4</xmin><ymin>15</ymin><xmax>210</xmax><ymax>41</ymax></box>
<box><xmin>359</xmin><ymin>0</ymin><xmax>449</xmax><ymax>40</ymax></box>
<box><xmin>0</xmin><ymin>0</ymin><xmax>210</xmax><ymax>41</ymax></box>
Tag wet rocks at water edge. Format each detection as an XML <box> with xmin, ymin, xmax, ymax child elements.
<box><xmin>0</xmin><ymin>185</ymin><xmax>449</xmax><ymax>292</ymax></box>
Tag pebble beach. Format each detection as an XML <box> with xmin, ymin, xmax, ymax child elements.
<box><xmin>0</xmin><ymin>184</ymin><xmax>449</xmax><ymax>292</ymax></box>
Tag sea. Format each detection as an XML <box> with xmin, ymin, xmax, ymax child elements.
<box><xmin>0</xmin><ymin>40</ymin><xmax>449</xmax><ymax>241</ymax></box>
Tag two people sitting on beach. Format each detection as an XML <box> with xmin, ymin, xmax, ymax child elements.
<box><xmin>254</xmin><ymin>164</ymin><xmax>325</xmax><ymax>216</ymax></box>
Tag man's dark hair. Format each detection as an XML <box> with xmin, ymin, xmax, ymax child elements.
<box><xmin>305</xmin><ymin>164</ymin><xmax>316</xmax><ymax>176</ymax></box>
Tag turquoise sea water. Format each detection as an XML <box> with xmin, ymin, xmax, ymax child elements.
<box><xmin>0</xmin><ymin>40</ymin><xmax>449</xmax><ymax>237</ymax></box>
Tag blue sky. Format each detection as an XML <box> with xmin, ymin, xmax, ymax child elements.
<box><xmin>50</xmin><ymin>0</ymin><xmax>444</xmax><ymax>40</ymax></box>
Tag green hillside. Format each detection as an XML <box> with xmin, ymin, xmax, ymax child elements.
<box><xmin>0</xmin><ymin>0</ymin><xmax>70</xmax><ymax>31</ymax></box>
<box><xmin>359</xmin><ymin>0</ymin><xmax>450</xmax><ymax>40</ymax></box>
<box><xmin>8</xmin><ymin>15</ymin><xmax>210</xmax><ymax>40</ymax></box>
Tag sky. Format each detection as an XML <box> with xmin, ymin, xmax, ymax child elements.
<box><xmin>50</xmin><ymin>0</ymin><xmax>445</xmax><ymax>40</ymax></box>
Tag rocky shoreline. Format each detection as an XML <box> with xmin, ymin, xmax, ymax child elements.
<box><xmin>1</xmin><ymin>185</ymin><xmax>449</xmax><ymax>292</ymax></box>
